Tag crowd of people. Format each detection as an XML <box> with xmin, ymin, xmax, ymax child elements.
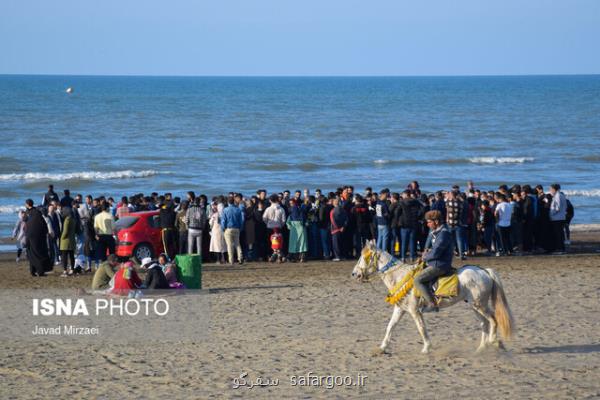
<box><xmin>14</xmin><ymin>180</ymin><xmax>574</xmax><ymax>277</ymax></box>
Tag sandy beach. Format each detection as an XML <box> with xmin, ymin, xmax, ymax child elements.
<box><xmin>0</xmin><ymin>232</ymin><xmax>599</xmax><ymax>400</ymax></box>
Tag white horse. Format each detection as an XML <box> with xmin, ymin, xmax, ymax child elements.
<box><xmin>352</xmin><ymin>240</ymin><xmax>515</xmax><ymax>354</ymax></box>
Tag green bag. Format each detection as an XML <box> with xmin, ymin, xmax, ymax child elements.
<box><xmin>175</xmin><ymin>254</ymin><xmax>202</xmax><ymax>289</ymax></box>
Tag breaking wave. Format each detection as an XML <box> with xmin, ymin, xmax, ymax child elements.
<box><xmin>0</xmin><ymin>170</ymin><xmax>159</xmax><ymax>182</ymax></box>
<box><xmin>374</xmin><ymin>157</ymin><xmax>534</xmax><ymax>166</ymax></box>
<box><xmin>0</xmin><ymin>205</ymin><xmax>24</xmax><ymax>214</ymax></box>
<box><xmin>468</xmin><ymin>157</ymin><xmax>534</xmax><ymax>164</ymax></box>
<box><xmin>563</xmin><ymin>189</ymin><xmax>600</xmax><ymax>197</ymax></box>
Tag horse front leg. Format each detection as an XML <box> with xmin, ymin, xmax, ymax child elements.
<box><xmin>472</xmin><ymin>308</ymin><xmax>490</xmax><ymax>352</ymax></box>
<box><xmin>408</xmin><ymin>308</ymin><xmax>431</xmax><ymax>354</ymax></box>
<box><xmin>473</xmin><ymin>304</ymin><xmax>498</xmax><ymax>351</ymax></box>
<box><xmin>374</xmin><ymin>306</ymin><xmax>405</xmax><ymax>355</ymax></box>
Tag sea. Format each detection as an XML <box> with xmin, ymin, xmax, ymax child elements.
<box><xmin>1</xmin><ymin>75</ymin><xmax>599</xmax><ymax>239</ymax></box>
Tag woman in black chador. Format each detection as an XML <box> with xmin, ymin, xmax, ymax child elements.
<box><xmin>25</xmin><ymin>200</ymin><xmax>52</xmax><ymax>276</ymax></box>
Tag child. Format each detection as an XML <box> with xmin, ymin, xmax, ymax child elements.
<box><xmin>269</xmin><ymin>227</ymin><xmax>285</xmax><ymax>263</ymax></box>
<box><xmin>111</xmin><ymin>261</ymin><xmax>142</xmax><ymax>296</ymax></box>
<box><xmin>12</xmin><ymin>210</ymin><xmax>27</xmax><ymax>263</ymax></box>
<box><xmin>157</xmin><ymin>253</ymin><xmax>183</xmax><ymax>288</ymax></box>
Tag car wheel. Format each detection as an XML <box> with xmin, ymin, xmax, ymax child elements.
<box><xmin>133</xmin><ymin>243</ymin><xmax>154</xmax><ymax>263</ymax></box>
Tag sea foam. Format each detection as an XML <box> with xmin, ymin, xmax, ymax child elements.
<box><xmin>0</xmin><ymin>206</ymin><xmax>24</xmax><ymax>214</ymax></box>
<box><xmin>468</xmin><ymin>157</ymin><xmax>534</xmax><ymax>164</ymax></box>
<box><xmin>563</xmin><ymin>189</ymin><xmax>600</xmax><ymax>197</ymax></box>
<box><xmin>0</xmin><ymin>170</ymin><xmax>159</xmax><ymax>182</ymax></box>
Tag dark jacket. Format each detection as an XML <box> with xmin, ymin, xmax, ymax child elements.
<box><xmin>159</xmin><ymin>206</ymin><xmax>176</xmax><ymax>229</ymax></box>
<box><xmin>423</xmin><ymin>224</ymin><xmax>453</xmax><ymax>272</ymax></box>
<box><xmin>330</xmin><ymin>206</ymin><xmax>348</xmax><ymax>233</ymax></box>
<box><xmin>389</xmin><ymin>202</ymin><xmax>402</xmax><ymax>229</ymax></box>
<box><xmin>43</xmin><ymin>190</ymin><xmax>59</xmax><ymax>207</ymax></box>
<box><xmin>399</xmin><ymin>198</ymin><xmax>423</xmax><ymax>229</ymax></box>
<box><xmin>288</xmin><ymin>204</ymin><xmax>306</xmax><ymax>223</ymax></box>
<box><xmin>430</xmin><ymin>199</ymin><xmax>447</xmax><ymax>221</ymax></box>
<box><xmin>511</xmin><ymin>200</ymin><xmax>523</xmax><ymax>225</ymax></box>
<box><xmin>143</xmin><ymin>265</ymin><xmax>170</xmax><ymax>289</ymax></box>
<box><xmin>244</xmin><ymin>205</ymin><xmax>258</xmax><ymax>245</ymax></box>
<box><xmin>60</xmin><ymin>195</ymin><xmax>74</xmax><ymax>208</ymax></box>
<box><xmin>522</xmin><ymin>195</ymin><xmax>535</xmax><ymax>222</ymax></box>
<box><xmin>480</xmin><ymin>207</ymin><xmax>495</xmax><ymax>227</ymax></box>
<box><xmin>351</xmin><ymin>204</ymin><xmax>372</xmax><ymax>234</ymax></box>
<box><xmin>318</xmin><ymin>203</ymin><xmax>334</xmax><ymax>230</ymax></box>
<box><xmin>375</xmin><ymin>200</ymin><xmax>390</xmax><ymax>226</ymax></box>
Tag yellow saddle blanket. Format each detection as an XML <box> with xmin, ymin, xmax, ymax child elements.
<box><xmin>385</xmin><ymin>262</ymin><xmax>459</xmax><ymax>306</ymax></box>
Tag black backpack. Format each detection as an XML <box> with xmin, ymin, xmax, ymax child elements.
<box><xmin>566</xmin><ymin>199</ymin><xmax>574</xmax><ymax>222</ymax></box>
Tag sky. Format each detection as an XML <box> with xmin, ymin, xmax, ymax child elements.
<box><xmin>1</xmin><ymin>0</ymin><xmax>599</xmax><ymax>76</ymax></box>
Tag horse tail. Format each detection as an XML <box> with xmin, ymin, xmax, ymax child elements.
<box><xmin>486</xmin><ymin>268</ymin><xmax>515</xmax><ymax>340</ymax></box>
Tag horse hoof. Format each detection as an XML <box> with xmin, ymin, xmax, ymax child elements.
<box><xmin>371</xmin><ymin>347</ymin><xmax>386</xmax><ymax>356</ymax></box>
<box><xmin>421</xmin><ymin>346</ymin><xmax>431</xmax><ymax>354</ymax></box>
<box><xmin>493</xmin><ymin>340</ymin><xmax>506</xmax><ymax>351</ymax></box>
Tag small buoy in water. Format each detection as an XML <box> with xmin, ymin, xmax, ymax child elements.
<box><xmin>66</xmin><ymin>87</ymin><xmax>73</xmax><ymax>94</ymax></box>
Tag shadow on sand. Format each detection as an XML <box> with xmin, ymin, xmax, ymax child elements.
<box><xmin>208</xmin><ymin>284</ymin><xmax>303</xmax><ymax>294</ymax></box>
<box><xmin>203</xmin><ymin>265</ymin><xmax>274</xmax><ymax>272</ymax></box>
<box><xmin>524</xmin><ymin>344</ymin><xmax>600</xmax><ymax>354</ymax></box>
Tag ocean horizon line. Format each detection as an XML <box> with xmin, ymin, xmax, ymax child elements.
<box><xmin>1</xmin><ymin>73</ymin><xmax>600</xmax><ymax>79</ymax></box>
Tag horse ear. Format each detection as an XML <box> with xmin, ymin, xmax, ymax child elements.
<box><xmin>368</xmin><ymin>239</ymin><xmax>376</xmax><ymax>248</ymax></box>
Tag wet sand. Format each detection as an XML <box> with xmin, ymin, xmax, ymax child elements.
<box><xmin>0</xmin><ymin>233</ymin><xmax>599</xmax><ymax>399</ymax></box>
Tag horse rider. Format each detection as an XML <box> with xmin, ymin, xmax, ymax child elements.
<box><xmin>415</xmin><ymin>210</ymin><xmax>454</xmax><ymax>312</ymax></box>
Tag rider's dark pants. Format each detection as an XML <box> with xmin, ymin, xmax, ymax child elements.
<box><xmin>414</xmin><ymin>265</ymin><xmax>447</xmax><ymax>306</ymax></box>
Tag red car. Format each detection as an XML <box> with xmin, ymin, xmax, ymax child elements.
<box><xmin>115</xmin><ymin>211</ymin><xmax>164</xmax><ymax>262</ymax></box>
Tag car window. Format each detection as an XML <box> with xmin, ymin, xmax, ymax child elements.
<box><xmin>115</xmin><ymin>216</ymin><xmax>139</xmax><ymax>230</ymax></box>
<box><xmin>147</xmin><ymin>215</ymin><xmax>161</xmax><ymax>228</ymax></box>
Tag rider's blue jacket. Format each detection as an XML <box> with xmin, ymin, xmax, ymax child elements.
<box><xmin>423</xmin><ymin>224</ymin><xmax>453</xmax><ymax>272</ymax></box>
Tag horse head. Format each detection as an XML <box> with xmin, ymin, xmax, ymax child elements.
<box><xmin>352</xmin><ymin>239</ymin><xmax>379</xmax><ymax>282</ymax></box>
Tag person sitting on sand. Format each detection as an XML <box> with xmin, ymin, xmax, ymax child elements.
<box><xmin>140</xmin><ymin>257</ymin><xmax>170</xmax><ymax>290</ymax></box>
<box><xmin>91</xmin><ymin>254</ymin><xmax>119</xmax><ymax>291</ymax></box>
<box><xmin>112</xmin><ymin>261</ymin><xmax>142</xmax><ymax>296</ymax></box>
<box><xmin>156</xmin><ymin>253</ymin><xmax>181</xmax><ymax>287</ymax></box>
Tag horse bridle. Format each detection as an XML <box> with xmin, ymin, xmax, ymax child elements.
<box><xmin>360</xmin><ymin>248</ymin><xmax>380</xmax><ymax>281</ymax></box>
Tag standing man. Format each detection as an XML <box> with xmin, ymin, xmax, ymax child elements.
<box><xmin>399</xmin><ymin>190</ymin><xmax>423</xmax><ymax>263</ymax></box>
<box><xmin>389</xmin><ymin>193</ymin><xmax>401</xmax><ymax>256</ymax></box>
<box><xmin>375</xmin><ymin>190</ymin><xmax>391</xmax><ymax>252</ymax></box>
<box><xmin>60</xmin><ymin>189</ymin><xmax>74</xmax><ymax>208</ymax></box>
<box><xmin>330</xmin><ymin>197</ymin><xmax>348</xmax><ymax>261</ymax></box>
<box><xmin>445</xmin><ymin>189</ymin><xmax>464</xmax><ymax>259</ymax></box>
<box><xmin>186</xmin><ymin>197</ymin><xmax>207</xmax><ymax>257</ymax></box>
<box><xmin>159</xmin><ymin>200</ymin><xmax>177</xmax><ymax>259</ymax></box>
<box><xmin>94</xmin><ymin>203</ymin><xmax>116</xmax><ymax>261</ymax></box>
<box><xmin>494</xmin><ymin>194</ymin><xmax>513</xmax><ymax>256</ymax></box>
<box><xmin>221</xmin><ymin>198</ymin><xmax>244</xmax><ymax>265</ymax></box>
<box><xmin>520</xmin><ymin>185</ymin><xmax>536</xmax><ymax>253</ymax></box>
<box><xmin>549</xmin><ymin>184</ymin><xmax>567</xmax><ymax>254</ymax></box>
<box><xmin>42</xmin><ymin>184</ymin><xmax>60</xmax><ymax>207</ymax></box>
<box><xmin>175</xmin><ymin>201</ymin><xmax>189</xmax><ymax>255</ymax></box>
